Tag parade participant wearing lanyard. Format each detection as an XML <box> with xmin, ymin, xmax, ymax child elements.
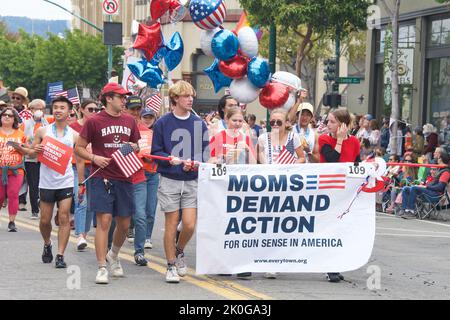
<box><xmin>75</xmin><ymin>83</ymin><xmax>140</xmax><ymax>285</ymax></box>
<box><xmin>25</xmin><ymin>97</ymin><xmax>79</xmax><ymax>269</ymax></box>
<box><xmin>318</xmin><ymin>108</ymin><xmax>360</xmax><ymax>282</ymax></box>
<box><xmin>294</xmin><ymin>102</ymin><xmax>320</xmax><ymax>163</ymax></box>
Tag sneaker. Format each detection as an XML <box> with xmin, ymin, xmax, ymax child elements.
<box><xmin>134</xmin><ymin>253</ymin><xmax>148</xmax><ymax>266</ymax></box>
<box><xmin>144</xmin><ymin>239</ymin><xmax>153</xmax><ymax>249</ymax></box>
<box><xmin>402</xmin><ymin>211</ymin><xmax>416</xmax><ymax>220</ymax></box>
<box><xmin>19</xmin><ymin>203</ymin><xmax>27</xmax><ymax>211</ymax></box>
<box><xmin>237</xmin><ymin>272</ymin><xmax>252</xmax><ymax>278</ymax></box>
<box><xmin>55</xmin><ymin>254</ymin><xmax>67</xmax><ymax>269</ymax></box>
<box><xmin>106</xmin><ymin>250</ymin><xmax>124</xmax><ymax>277</ymax></box>
<box><xmin>95</xmin><ymin>267</ymin><xmax>109</xmax><ymax>284</ymax></box>
<box><xmin>127</xmin><ymin>228</ymin><xmax>134</xmax><ymax>243</ymax></box>
<box><xmin>264</xmin><ymin>272</ymin><xmax>278</xmax><ymax>279</ymax></box>
<box><xmin>77</xmin><ymin>237</ymin><xmax>87</xmax><ymax>251</ymax></box>
<box><xmin>30</xmin><ymin>212</ymin><xmax>39</xmax><ymax>220</ymax></box>
<box><xmin>42</xmin><ymin>243</ymin><xmax>53</xmax><ymax>263</ymax></box>
<box><xmin>7</xmin><ymin>221</ymin><xmax>17</xmax><ymax>232</ymax></box>
<box><xmin>175</xmin><ymin>252</ymin><xmax>187</xmax><ymax>277</ymax></box>
<box><xmin>396</xmin><ymin>209</ymin><xmax>405</xmax><ymax>217</ymax></box>
<box><xmin>166</xmin><ymin>265</ymin><xmax>180</xmax><ymax>283</ymax></box>
<box><xmin>326</xmin><ymin>272</ymin><xmax>342</xmax><ymax>283</ymax></box>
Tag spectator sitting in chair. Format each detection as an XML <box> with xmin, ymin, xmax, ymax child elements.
<box><xmin>398</xmin><ymin>152</ymin><xmax>450</xmax><ymax>219</ymax></box>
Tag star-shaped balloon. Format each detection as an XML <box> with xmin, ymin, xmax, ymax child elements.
<box><xmin>163</xmin><ymin>32</ymin><xmax>184</xmax><ymax>71</ymax></box>
<box><xmin>128</xmin><ymin>58</ymin><xmax>165</xmax><ymax>89</ymax></box>
<box><xmin>133</xmin><ymin>22</ymin><xmax>163</xmax><ymax>62</ymax></box>
<box><xmin>204</xmin><ymin>59</ymin><xmax>232</xmax><ymax>93</ymax></box>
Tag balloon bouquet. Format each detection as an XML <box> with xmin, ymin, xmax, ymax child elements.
<box><xmin>198</xmin><ymin>0</ymin><xmax>303</xmax><ymax>110</ymax></box>
<box><xmin>126</xmin><ymin>0</ymin><xmax>189</xmax><ymax>90</ymax></box>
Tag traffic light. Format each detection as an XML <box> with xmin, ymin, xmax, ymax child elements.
<box><xmin>322</xmin><ymin>93</ymin><xmax>342</xmax><ymax>108</ymax></box>
<box><xmin>323</xmin><ymin>58</ymin><xmax>337</xmax><ymax>82</ymax></box>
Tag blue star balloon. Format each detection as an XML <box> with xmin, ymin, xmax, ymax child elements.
<box><xmin>204</xmin><ymin>59</ymin><xmax>232</xmax><ymax>93</ymax></box>
<box><xmin>128</xmin><ymin>58</ymin><xmax>165</xmax><ymax>89</ymax></box>
<box><xmin>247</xmin><ymin>57</ymin><xmax>271</xmax><ymax>88</ymax></box>
<box><xmin>163</xmin><ymin>32</ymin><xmax>184</xmax><ymax>71</ymax></box>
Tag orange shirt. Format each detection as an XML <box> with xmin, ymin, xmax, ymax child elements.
<box><xmin>0</xmin><ymin>129</ymin><xmax>27</xmax><ymax>176</ymax></box>
<box><xmin>138</xmin><ymin>124</ymin><xmax>158</xmax><ymax>173</ymax></box>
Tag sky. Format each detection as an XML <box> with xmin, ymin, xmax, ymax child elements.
<box><xmin>0</xmin><ymin>0</ymin><xmax>73</xmax><ymax>20</ymax></box>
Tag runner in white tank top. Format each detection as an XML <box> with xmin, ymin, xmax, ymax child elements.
<box><xmin>24</xmin><ymin>97</ymin><xmax>80</xmax><ymax>269</ymax></box>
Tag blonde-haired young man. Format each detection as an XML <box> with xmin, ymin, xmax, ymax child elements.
<box><xmin>151</xmin><ymin>81</ymin><xmax>209</xmax><ymax>283</ymax></box>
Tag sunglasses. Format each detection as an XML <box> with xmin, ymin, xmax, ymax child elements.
<box><xmin>269</xmin><ymin>120</ymin><xmax>283</xmax><ymax>127</ymax></box>
<box><xmin>87</xmin><ymin>107</ymin><xmax>101</xmax><ymax>113</ymax></box>
<box><xmin>1</xmin><ymin>113</ymin><xmax>14</xmax><ymax>118</ymax></box>
<box><xmin>11</xmin><ymin>96</ymin><xmax>23</xmax><ymax>101</ymax></box>
<box><xmin>69</xmin><ymin>113</ymin><xmax>77</xmax><ymax>118</ymax></box>
<box><xmin>404</xmin><ymin>159</ymin><xmax>412</xmax><ymax>162</ymax></box>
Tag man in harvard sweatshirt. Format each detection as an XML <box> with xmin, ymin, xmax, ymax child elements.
<box><xmin>151</xmin><ymin>81</ymin><xmax>209</xmax><ymax>283</ymax></box>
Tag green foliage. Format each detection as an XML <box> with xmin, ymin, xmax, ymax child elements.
<box><xmin>0</xmin><ymin>28</ymin><xmax>123</xmax><ymax>99</ymax></box>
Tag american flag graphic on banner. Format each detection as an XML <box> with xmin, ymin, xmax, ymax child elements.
<box><xmin>276</xmin><ymin>139</ymin><xmax>297</xmax><ymax>164</ymax></box>
<box><xmin>146</xmin><ymin>95</ymin><xmax>162</xmax><ymax>114</ymax></box>
<box><xmin>55</xmin><ymin>88</ymin><xmax>80</xmax><ymax>105</ymax></box>
<box><xmin>111</xmin><ymin>144</ymin><xmax>143</xmax><ymax>178</ymax></box>
<box><xmin>305</xmin><ymin>174</ymin><xmax>347</xmax><ymax>190</ymax></box>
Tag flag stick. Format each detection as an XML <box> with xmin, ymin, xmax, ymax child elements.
<box><xmin>81</xmin><ymin>167</ymin><xmax>102</xmax><ymax>185</ymax></box>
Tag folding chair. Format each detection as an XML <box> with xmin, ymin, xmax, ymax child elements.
<box><xmin>415</xmin><ymin>184</ymin><xmax>450</xmax><ymax>220</ymax></box>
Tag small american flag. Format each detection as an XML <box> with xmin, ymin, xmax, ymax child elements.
<box><xmin>146</xmin><ymin>95</ymin><xmax>162</xmax><ymax>114</ymax></box>
<box><xmin>111</xmin><ymin>144</ymin><xmax>143</xmax><ymax>178</ymax></box>
<box><xmin>55</xmin><ymin>88</ymin><xmax>80</xmax><ymax>105</ymax></box>
<box><xmin>276</xmin><ymin>139</ymin><xmax>297</xmax><ymax>164</ymax></box>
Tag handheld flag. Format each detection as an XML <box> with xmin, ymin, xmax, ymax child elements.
<box><xmin>276</xmin><ymin>139</ymin><xmax>297</xmax><ymax>164</ymax></box>
<box><xmin>111</xmin><ymin>144</ymin><xmax>143</xmax><ymax>178</ymax></box>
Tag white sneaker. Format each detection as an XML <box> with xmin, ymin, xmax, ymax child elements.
<box><xmin>95</xmin><ymin>267</ymin><xmax>109</xmax><ymax>284</ymax></box>
<box><xmin>264</xmin><ymin>272</ymin><xmax>278</xmax><ymax>279</ymax></box>
<box><xmin>175</xmin><ymin>253</ymin><xmax>187</xmax><ymax>277</ymax></box>
<box><xmin>106</xmin><ymin>250</ymin><xmax>124</xmax><ymax>277</ymax></box>
<box><xmin>77</xmin><ymin>237</ymin><xmax>87</xmax><ymax>251</ymax></box>
<box><xmin>166</xmin><ymin>265</ymin><xmax>180</xmax><ymax>283</ymax></box>
<box><xmin>144</xmin><ymin>239</ymin><xmax>153</xmax><ymax>249</ymax></box>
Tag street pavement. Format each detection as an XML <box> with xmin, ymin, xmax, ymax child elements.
<box><xmin>1</xmin><ymin>205</ymin><xmax>450</xmax><ymax>300</ymax></box>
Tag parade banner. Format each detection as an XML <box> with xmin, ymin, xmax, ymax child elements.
<box><xmin>196</xmin><ymin>163</ymin><xmax>376</xmax><ymax>274</ymax></box>
<box><xmin>37</xmin><ymin>136</ymin><xmax>73</xmax><ymax>175</ymax></box>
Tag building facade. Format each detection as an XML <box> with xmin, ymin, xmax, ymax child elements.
<box><xmin>365</xmin><ymin>0</ymin><xmax>450</xmax><ymax>134</ymax></box>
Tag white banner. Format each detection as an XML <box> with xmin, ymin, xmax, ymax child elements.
<box><xmin>196</xmin><ymin>163</ymin><xmax>376</xmax><ymax>274</ymax></box>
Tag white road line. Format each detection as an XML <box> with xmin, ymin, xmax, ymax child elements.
<box><xmin>377</xmin><ymin>227</ymin><xmax>450</xmax><ymax>235</ymax></box>
<box><xmin>377</xmin><ymin>212</ymin><xmax>450</xmax><ymax>228</ymax></box>
<box><xmin>377</xmin><ymin>233</ymin><xmax>450</xmax><ymax>238</ymax></box>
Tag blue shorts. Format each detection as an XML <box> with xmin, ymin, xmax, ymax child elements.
<box><xmin>88</xmin><ymin>177</ymin><xmax>135</xmax><ymax>218</ymax></box>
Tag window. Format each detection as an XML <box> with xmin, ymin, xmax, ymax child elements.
<box><xmin>427</xmin><ymin>57</ymin><xmax>450</xmax><ymax>137</ymax></box>
<box><xmin>377</xmin><ymin>24</ymin><xmax>416</xmax><ymax>53</ymax></box>
<box><xmin>429</xmin><ymin>17</ymin><xmax>450</xmax><ymax>46</ymax></box>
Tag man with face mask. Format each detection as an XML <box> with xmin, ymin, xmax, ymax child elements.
<box><xmin>21</xmin><ymin>99</ymin><xmax>54</xmax><ymax>219</ymax></box>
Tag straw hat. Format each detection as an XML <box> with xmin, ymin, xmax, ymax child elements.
<box><xmin>12</xmin><ymin>87</ymin><xmax>29</xmax><ymax>103</ymax></box>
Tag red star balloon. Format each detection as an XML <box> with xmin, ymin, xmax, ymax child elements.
<box><xmin>133</xmin><ymin>23</ymin><xmax>163</xmax><ymax>62</ymax></box>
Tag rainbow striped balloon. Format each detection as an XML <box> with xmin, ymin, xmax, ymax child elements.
<box><xmin>190</xmin><ymin>0</ymin><xmax>226</xmax><ymax>30</ymax></box>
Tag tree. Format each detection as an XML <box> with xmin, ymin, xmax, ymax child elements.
<box><xmin>238</xmin><ymin>0</ymin><xmax>370</xmax><ymax>79</ymax></box>
<box><xmin>379</xmin><ymin>0</ymin><xmax>401</xmax><ymax>155</ymax></box>
<box><xmin>0</xmin><ymin>27</ymin><xmax>123</xmax><ymax>99</ymax></box>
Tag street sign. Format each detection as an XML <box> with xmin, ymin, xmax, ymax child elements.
<box><xmin>103</xmin><ymin>0</ymin><xmax>119</xmax><ymax>15</ymax></box>
<box><xmin>336</xmin><ymin>77</ymin><xmax>361</xmax><ymax>84</ymax></box>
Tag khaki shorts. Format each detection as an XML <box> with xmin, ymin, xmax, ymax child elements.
<box><xmin>158</xmin><ymin>176</ymin><xmax>198</xmax><ymax>212</ymax></box>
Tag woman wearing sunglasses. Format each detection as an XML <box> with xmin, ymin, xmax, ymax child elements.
<box><xmin>0</xmin><ymin>107</ymin><xmax>28</xmax><ymax>232</ymax></box>
<box><xmin>257</xmin><ymin>108</ymin><xmax>305</xmax><ymax>165</ymax></box>
<box><xmin>70</xmin><ymin>100</ymin><xmax>100</xmax><ymax>251</ymax></box>
<box><xmin>318</xmin><ymin>108</ymin><xmax>360</xmax><ymax>283</ymax></box>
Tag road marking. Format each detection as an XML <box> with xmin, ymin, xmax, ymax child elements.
<box><xmin>377</xmin><ymin>233</ymin><xmax>450</xmax><ymax>238</ymax></box>
<box><xmin>0</xmin><ymin>216</ymin><xmax>273</xmax><ymax>300</ymax></box>
<box><xmin>377</xmin><ymin>227</ymin><xmax>450</xmax><ymax>235</ymax></box>
<box><xmin>377</xmin><ymin>212</ymin><xmax>450</xmax><ymax>228</ymax></box>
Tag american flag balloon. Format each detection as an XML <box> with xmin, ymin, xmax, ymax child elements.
<box><xmin>190</xmin><ymin>0</ymin><xmax>226</xmax><ymax>30</ymax></box>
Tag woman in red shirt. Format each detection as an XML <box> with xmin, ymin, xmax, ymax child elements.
<box><xmin>319</xmin><ymin>109</ymin><xmax>361</xmax><ymax>164</ymax></box>
<box><xmin>210</xmin><ymin>107</ymin><xmax>256</xmax><ymax>165</ymax></box>
<box><xmin>318</xmin><ymin>108</ymin><xmax>361</xmax><ymax>283</ymax></box>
